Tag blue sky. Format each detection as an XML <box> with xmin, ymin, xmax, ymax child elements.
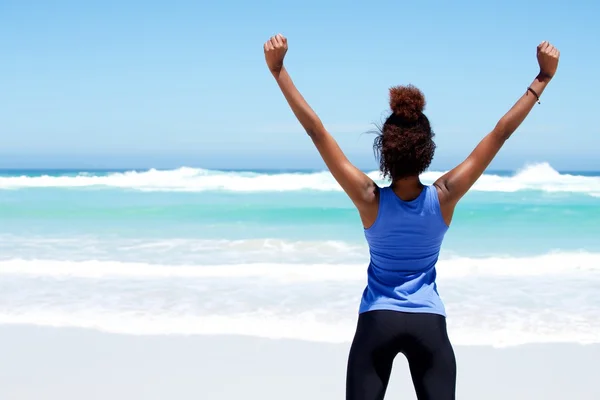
<box><xmin>0</xmin><ymin>0</ymin><xmax>598</xmax><ymax>170</ymax></box>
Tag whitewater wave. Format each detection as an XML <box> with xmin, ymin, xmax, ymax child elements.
<box><xmin>2</xmin><ymin>251</ymin><xmax>599</xmax><ymax>281</ymax></box>
<box><xmin>0</xmin><ymin>237</ymin><xmax>367</xmax><ymax>266</ymax></box>
<box><xmin>2</xmin><ymin>252</ymin><xmax>599</xmax><ymax>348</ymax></box>
<box><xmin>0</xmin><ymin>163</ymin><xmax>599</xmax><ymax>196</ymax></box>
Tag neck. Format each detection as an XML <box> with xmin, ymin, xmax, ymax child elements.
<box><xmin>391</xmin><ymin>176</ymin><xmax>424</xmax><ymax>201</ymax></box>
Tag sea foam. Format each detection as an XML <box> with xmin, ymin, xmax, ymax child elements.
<box><xmin>1</xmin><ymin>251</ymin><xmax>600</xmax><ymax>281</ymax></box>
<box><xmin>1</xmin><ymin>251</ymin><xmax>599</xmax><ymax>348</ymax></box>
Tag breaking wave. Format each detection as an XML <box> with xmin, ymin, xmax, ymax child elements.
<box><xmin>0</xmin><ymin>163</ymin><xmax>599</xmax><ymax>196</ymax></box>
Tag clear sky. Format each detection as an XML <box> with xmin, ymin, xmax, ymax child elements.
<box><xmin>0</xmin><ymin>0</ymin><xmax>598</xmax><ymax>171</ymax></box>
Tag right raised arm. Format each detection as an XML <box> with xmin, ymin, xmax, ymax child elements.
<box><xmin>264</xmin><ymin>34</ymin><xmax>378</xmax><ymax>227</ymax></box>
<box><xmin>435</xmin><ymin>41</ymin><xmax>560</xmax><ymax>224</ymax></box>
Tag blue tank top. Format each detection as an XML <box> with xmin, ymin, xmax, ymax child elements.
<box><xmin>360</xmin><ymin>184</ymin><xmax>449</xmax><ymax>316</ymax></box>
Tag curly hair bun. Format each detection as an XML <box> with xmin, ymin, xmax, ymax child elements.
<box><xmin>389</xmin><ymin>84</ymin><xmax>426</xmax><ymax>123</ymax></box>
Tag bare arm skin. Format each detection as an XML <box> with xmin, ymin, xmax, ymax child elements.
<box><xmin>434</xmin><ymin>41</ymin><xmax>561</xmax><ymax>226</ymax></box>
<box><xmin>264</xmin><ymin>34</ymin><xmax>378</xmax><ymax>228</ymax></box>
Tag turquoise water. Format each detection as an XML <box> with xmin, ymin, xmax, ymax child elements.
<box><xmin>2</xmin><ymin>179</ymin><xmax>599</xmax><ymax>254</ymax></box>
<box><xmin>0</xmin><ymin>163</ymin><xmax>599</xmax><ymax>346</ymax></box>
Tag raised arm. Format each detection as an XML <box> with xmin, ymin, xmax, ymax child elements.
<box><xmin>264</xmin><ymin>34</ymin><xmax>378</xmax><ymax>226</ymax></box>
<box><xmin>434</xmin><ymin>41</ymin><xmax>560</xmax><ymax>224</ymax></box>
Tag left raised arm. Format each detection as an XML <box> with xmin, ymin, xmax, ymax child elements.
<box><xmin>264</xmin><ymin>34</ymin><xmax>378</xmax><ymax>223</ymax></box>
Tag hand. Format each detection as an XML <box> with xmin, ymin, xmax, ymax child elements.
<box><xmin>264</xmin><ymin>33</ymin><xmax>288</xmax><ymax>74</ymax></box>
<box><xmin>537</xmin><ymin>41</ymin><xmax>560</xmax><ymax>80</ymax></box>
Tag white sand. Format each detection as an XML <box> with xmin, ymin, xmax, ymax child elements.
<box><xmin>0</xmin><ymin>326</ymin><xmax>598</xmax><ymax>399</ymax></box>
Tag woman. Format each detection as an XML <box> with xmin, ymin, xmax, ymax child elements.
<box><xmin>263</xmin><ymin>34</ymin><xmax>559</xmax><ymax>400</ymax></box>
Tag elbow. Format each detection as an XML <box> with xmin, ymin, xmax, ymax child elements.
<box><xmin>306</xmin><ymin>128</ymin><xmax>318</xmax><ymax>139</ymax></box>
<box><xmin>493</xmin><ymin>120</ymin><xmax>513</xmax><ymax>142</ymax></box>
<box><xmin>305</xmin><ymin>121</ymin><xmax>325</xmax><ymax>140</ymax></box>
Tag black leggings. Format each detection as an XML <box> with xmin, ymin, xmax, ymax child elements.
<box><xmin>346</xmin><ymin>310</ymin><xmax>456</xmax><ymax>400</ymax></box>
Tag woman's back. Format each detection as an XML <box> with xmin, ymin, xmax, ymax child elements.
<box><xmin>361</xmin><ymin>185</ymin><xmax>448</xmax><ymax>315</ymax></box>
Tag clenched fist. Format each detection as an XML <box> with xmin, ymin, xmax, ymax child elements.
<box><xmin>537</xmin><ymin>41</ymin><xmax>560</xmax><ymax>80</ymax></box>
<box><xmin>264</xmin><ymin>34</ymin><xmax>288</xmax><ymax>74</ymax></box>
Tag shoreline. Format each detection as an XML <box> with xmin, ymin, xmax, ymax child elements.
<box><xmin>1</xmin><ymin>325</ymin><xmax>598</xmax><ymax>399</ymax></box>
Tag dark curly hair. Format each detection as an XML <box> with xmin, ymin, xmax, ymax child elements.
<box><xmin>373</xmin><ymin>84</ymin><xmax>436</xmax><ymax>180</ymax></box>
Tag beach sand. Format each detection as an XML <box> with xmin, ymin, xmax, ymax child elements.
<box><xmin>0</xmin><ymin>326</ymin><xmax>597</xmax><ymax>399</ymax></box>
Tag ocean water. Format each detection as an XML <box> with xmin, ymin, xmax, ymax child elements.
<box><xmin>0</xmin><ymin>162</ymin><xmax>599</xmax><ymax>347</ymax></box>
